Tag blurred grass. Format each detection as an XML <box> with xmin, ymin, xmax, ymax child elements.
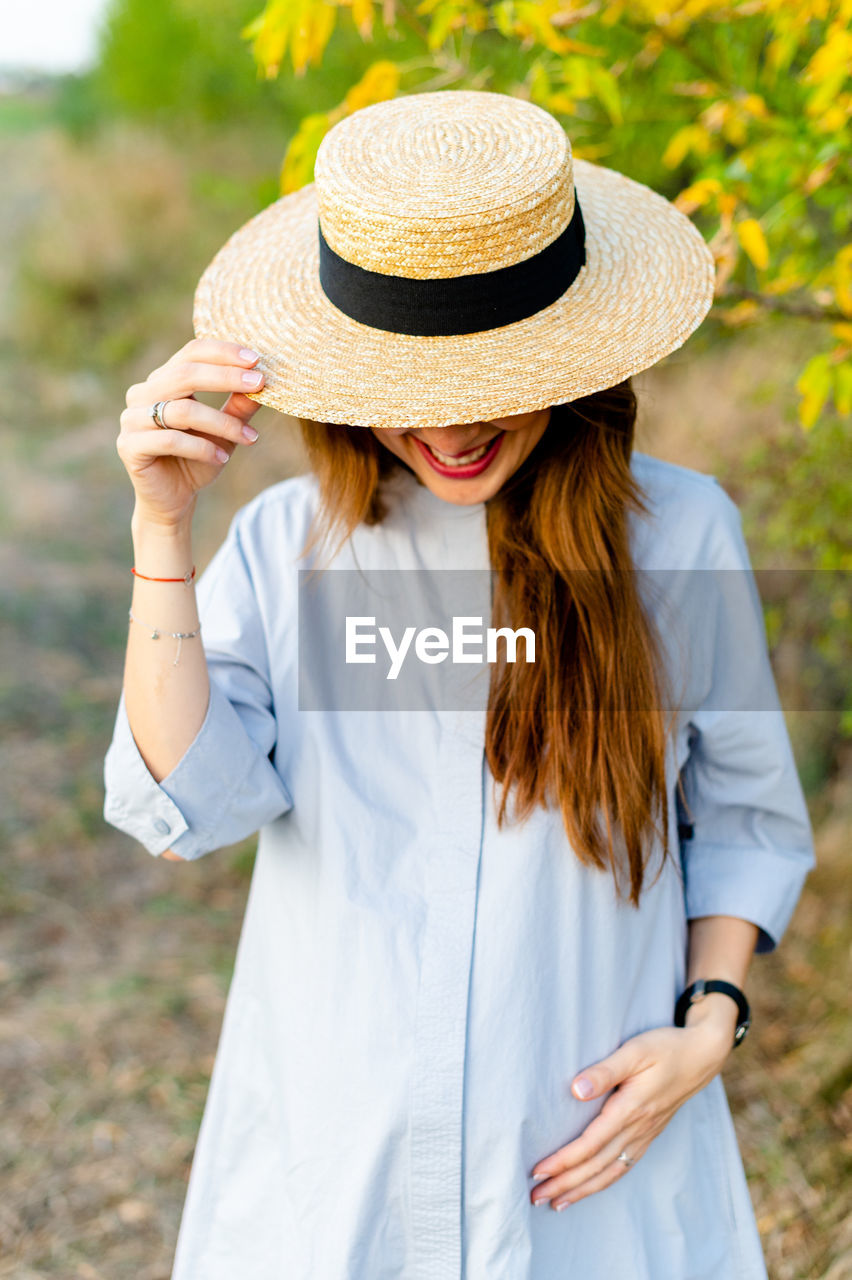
<box><xmin>0</xmin><ymin>30</ymin><xmax>849</xmax><ymax>1280</ymax></box>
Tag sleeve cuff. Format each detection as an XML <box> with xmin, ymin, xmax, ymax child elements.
<box><xmin>682</xmin><ymin>839</ymin><xmax>816</xmax><ymax>954</ymax></box>
<box><xmin>103</xmin><ymin>684</ymin><xmax>294</xmax><ymax>860</ymax></box>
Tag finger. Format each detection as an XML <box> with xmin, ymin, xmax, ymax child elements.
<box><xmin>120</xmin><ymin>398</ymin><xmax>258</xmax><ymax>445</ymax></box>
<box><xmin>117</xmin><ymin>427</ymin><xmax>231</xmax><ymax>469</ymax></box>
<box><xmin>150</xmin><ymin>360</ymin><xmax>266</xmax><ymax>401</ymax></box>
<box><xmin>531</xmin><ymin>1089</ymin><xmax>637</xmax><ymax>1183</ymax></box>
<box><xmin>123</xmin><ymin>342</ymin><xmax>255</xmax><ymax>407</ymax></box>
<box><xmin>534</xmin><ymin>1120</ymin><xmax>649</xmax><ymax>1205</ymax></box>
<box><xmin>220</xmin><ymin>390</ymin><xmax>265</xmax><ymax>423</ymax></box>
<box><xmin>549</xmin><ymin>1138</ymin><xmax>651</xmax><ymax>1210</ymax></box>
<box><xmin>167</xmin><ymin>336</ymin><xmax>261</xmax><ymax>369</ymax></box>
<box><xmin>569</xmin><ymin>1035</ymin><xmax>653</xmax><ymax>1104</ymax></box>
<box><xmin>125</xmin><ymin>360</ymin><xmax>265</xmax><ymax>406</ymax></box>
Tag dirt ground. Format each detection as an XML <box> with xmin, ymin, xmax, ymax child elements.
<box><xmin>1</xmin><ymin>124</ymin><xmax>850</xmax><ymax>1280</ymax></box>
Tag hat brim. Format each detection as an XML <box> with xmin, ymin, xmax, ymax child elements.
<box><xmin>193</xmin><ymin>158</ymin><xmax>715</xmax><ymax>430</ymax></box>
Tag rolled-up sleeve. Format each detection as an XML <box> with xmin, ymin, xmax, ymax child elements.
<box><xmin>677</xmin><ymin>487</ymin><xmax>816</xmax><ymax>954</ymax></box>
<box><xmin>103</xmin><ymin>512</ymin><xmax>294</xmax><ymax>860</ymax></box>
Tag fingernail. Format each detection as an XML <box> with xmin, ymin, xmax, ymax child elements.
<box><xmin>216</xmin><ymin>448</ymin><xmax>230</xmax><ymax>464</ymax></box>
<box><xmin>532</xmin><ymin>1196</ymin><xmax>549</xmax><ymax>1207</ymax></box>
<box><xmin>239</xmin><ymin>348</ymin><xmax>259</xmax><ymax>363</ymax></box>
<box><xmin>555</xmin><ymin>1201</ymin><xmax>570</xmax><ymax>1212</ymax></box>
<box><xmin>242</xmin><ymin>370</ymin><xmax>263</xmax><ymax>387</ymax></box>
<box><xmin>575</xmin><ymin>1078</ymin><xmax>594</xmax><ymax>1098</ymax></box>
<box><xmin>532</xmin><ymin>1174</ymin><xmax>549</xmax><ymax>1183</ymax></box>
<box><xmin>242</xmin><ymin>425</ymin><xmax>259</xmax><ymax>442</ymax></box>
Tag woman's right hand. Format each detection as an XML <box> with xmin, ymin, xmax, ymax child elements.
<box><xmin>117</xmin><ymin>336</ymin><xmax>266</xmax><ymax>529</ymax></box>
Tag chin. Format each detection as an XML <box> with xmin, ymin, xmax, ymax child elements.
<box><xmin>428</xmin><ymin>473</ymin><xmax>501</xmax><ymax>504</ymax></box>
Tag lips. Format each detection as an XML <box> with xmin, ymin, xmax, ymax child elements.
<box><xmin>413</xmin><ymin>432</ymin><xmax>504</xmax><ymax>479</ymax></box>
<box><xmin>423</xmin><ymin>439</ymin><xmax>492</xmax><ymax>466</ymax></box>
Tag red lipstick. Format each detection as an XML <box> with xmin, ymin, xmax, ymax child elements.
<box><xmin>412</xmin><ymin>432</ymin><xmax>504</xmax><ymax>479</ymax></box>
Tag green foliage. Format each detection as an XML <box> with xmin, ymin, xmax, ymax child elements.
<box><xmin>232</xmin><ymin>0</ymin><xmax>849</xmax><ymax>747</ymax></box>
<box><xmin>740</xmin><ymin>413</ymin><xmax>852</xmax><ymax>739</ymax></box>
<box><xmin>236</xmin><ymin>0</ymin><xmax>852</xmax><ymax>743</ymax></box>
<box><xmin>93</xmin><ymin>0</ymin><xmax>271</xmax><ymax>125</ymax></box>
<box><xmin>86</xmin><ymin>0</ymin><xmax>422</xmax><ymax>135</ymax></box>
<box><xmin>242</xmin><ymin>0</ymin><xmax>852</xmax><ymax>432</ymax></box>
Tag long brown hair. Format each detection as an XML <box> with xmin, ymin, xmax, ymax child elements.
<box><xmin>297</xmin><ymin>380</ymin><xmax>680</xmax><ymax>910</ymax></box>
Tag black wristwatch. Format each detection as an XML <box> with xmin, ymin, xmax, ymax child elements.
<box><xmin>674</xmin><ymin>979</ymin><xmax>751</xmax><ymax>1049</ymax></box>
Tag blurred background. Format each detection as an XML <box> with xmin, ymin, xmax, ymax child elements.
<box><xmin>0</xmin><ymin>2</ymin><xmax>849</xmax><ymax>1277</ymax></box>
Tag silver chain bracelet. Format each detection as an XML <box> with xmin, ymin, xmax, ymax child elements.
<box><xmin>128</xmin><ymin>609</ymin><xmax>202</xmax><ymax>666</ymax></box>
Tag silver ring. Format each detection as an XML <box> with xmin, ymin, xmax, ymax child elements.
<box><xmin>616</xmin><ymin>1150</ymin><xmax>635</xmax><ymax>1168</ymax></box>
<box><xmin>151</xmin><ymin>400</ymin><xmax>171</xmax><ymax>429</ymax></box>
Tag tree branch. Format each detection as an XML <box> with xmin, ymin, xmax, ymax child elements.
<box><xmin>715</xmin><ymin>285</ymin><xmax>849</xmax><ymax>323</ymax></box>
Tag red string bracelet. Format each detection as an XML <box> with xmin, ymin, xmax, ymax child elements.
<box><xmin>131</xmin><ymin>566</ymin><xmax>196</xmax><ymax>586</ymax></box>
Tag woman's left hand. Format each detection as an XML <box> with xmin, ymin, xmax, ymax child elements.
<box><xmin>529</xmin><ymin>1006</ymin><xmax>737</xmax><ymax>1211</ymax></box>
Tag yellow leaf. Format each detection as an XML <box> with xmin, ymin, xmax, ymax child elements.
<box><xmin>421</xmin><ymin>0</ymin><xmax>465</xmax><ymax>50</ymax></box>
<box><xmin>290</xmin><ymin>3</ymin><xmax>337</xmax><ymax>77</ymax></box>
<box><xmin>814</xmin><ymin>96</ymin><xmax>852</xmax><ymax>132</ymax></box>
<box><xmin>831</xmin><ymin>322</ymin><xmax>852</xmax><ymax>345</ymax></box>
<box><xmin>343</xmin><ymin>60</ymin><xmax>400</xmax><ymax>113</ymax></box>
<box><xmin>571</xmin><ymin>142</ymin><xmax>613</xmax><ymax>161</ymax></box>
<box><xmin>739</xmin><ymin>93</ymin><xmax>768</xmax><ymax>119</ymax></box>
<box><xmin>544</xmin><ymin>92</ymin><xmax>577</xmax><ymax>114</ymax></box>
<box><xmin>528</xmin><ymin>59</ymin><xmax>551</xmax><ymax>106</ymax></box>
<box><xmin>718</xmin><ymin>191</ymin><xmax>737</xmax><ymax>233</ymax></box>
<box><xmin>491</xmin><ymin>1</ymin><xmax>515</xmax><ymax>39</ymax></box>
<box><xmin>795</xmin><ymin>353</ymin><xmax>832</xmax><ymax>430</ymax></box>
<box><xmin>242</xmin><ymin>2</ymin><xmax>290</xmax><ymax>79</ymax></box>
<box><xmin>553</xmin><ymin>38</ymin><xmax>607</xmax><ymax>57</ymax></box>
<box><xmin>514</xmin><ymin>1</ymin><xmax>577</xmax><ymax>53</ymax></box>
<box><xmin>835</xmin><ymin>246</ymin><xmax>852</xmax><ymax>315</ymax></box>
<box><xmin>766</xmin><ymin>30</ymin><xmax>799</xmax><ymax>77</ymax></box>
<box><xmin>801</xmin><ymin>23</ymin><xmax>852</xmax><ymax>85</ymax></box>
<box><xmin>673</xmin><ymin>177</ymin><xmax>722</xmax><ymax>214</ymax></box>
<box><xmin>718</xmin><ymin>300</ymin><xmax>761</xmax><ymax>327</ymax></box>
<box><xmin>350</xmin><ymin>0</ymin><xmax>375</xmax><ymax>38</ymax></box>
<box><xmin>600</xmin><ymin>1</ymin><xmax>626</xmax><ymax>26</ymax></box>
<box><xmin>280</xmin><ymin>112</ymin><xmax>331</xmax><ymax>194</ymax></box>
<box><xmin>719</xmin><ymin>106</ymin><xmax>748</xmax><ymax>147</ymax></box>
<box><xmin>661</xmin><ymin>124</ymin><xmax>711</xmax><ymax>169</ymax></box>
<box><xmin>736</xmin><ymin>219</ymin><xmax>769</xmax><ymax>272</ymax></box>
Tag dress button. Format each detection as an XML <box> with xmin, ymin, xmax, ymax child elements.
<box><xmin>153</xmin><ymin>818</ymin><xmax>171</xmax><ymax>836</ymax></box>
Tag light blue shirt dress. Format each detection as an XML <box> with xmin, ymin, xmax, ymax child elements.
<box><xmin>103</xmin><ymin>450</ymin><xmax>816</xmax><ymax>1280</ymax></box>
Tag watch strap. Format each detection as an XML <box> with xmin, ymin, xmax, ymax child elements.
<box><xmin>674</xmin><ymin>979</ymin><xmax>751</xmax><ymax>1048</ymax></box>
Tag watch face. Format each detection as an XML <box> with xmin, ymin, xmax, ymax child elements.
<box><xmin>734</xmin><ymin>1020</ymin><xmax>750</xmax><ymax>1045</ymax></box>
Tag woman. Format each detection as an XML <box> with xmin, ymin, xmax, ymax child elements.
<box><xmin>104</xmin><ymin>91</ymin><xmax>816</xmax><ymax>1279</ymax></box>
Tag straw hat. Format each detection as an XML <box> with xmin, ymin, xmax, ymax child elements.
<box><xmin>193</xmin><ymin>89</ymin><xmax>715</xmax><ymax>430</ymax></box>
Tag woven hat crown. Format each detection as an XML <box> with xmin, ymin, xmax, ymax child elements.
<box><xmin>314</xmin><ymin>91</ymin><xmax>575</xmax><ymax>280</ymax></box>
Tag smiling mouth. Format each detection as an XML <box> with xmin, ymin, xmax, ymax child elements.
<box><xmin>419</xmin><ymin>435</ymin><xmax>499</xmax><ymax>467</ymax></box>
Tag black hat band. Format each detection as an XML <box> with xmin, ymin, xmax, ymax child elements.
<box><xmin>317</xmin><ymin>191</ymin><xmax>586</xmax><ymax>337</ymax></box>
